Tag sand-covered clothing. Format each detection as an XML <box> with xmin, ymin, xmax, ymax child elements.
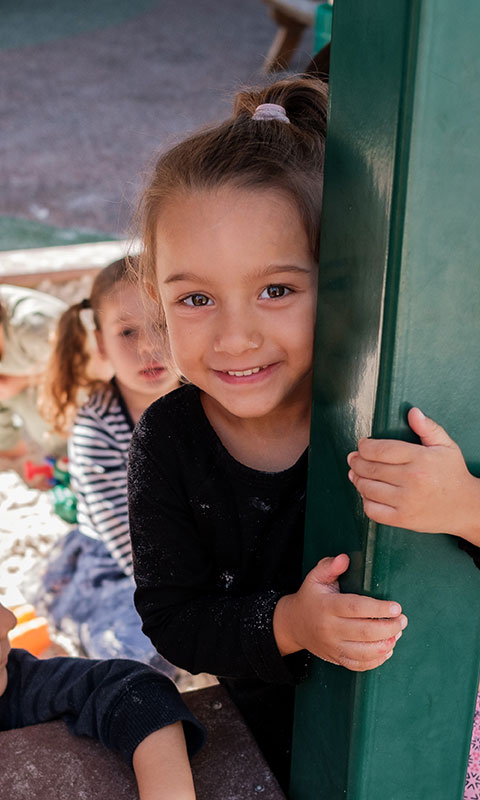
<box><xmin>1</xmin><ymin>648</ymin><xmax>204</xmax><ymax>766</ymax></box>
<box><xmin>128</xmin><ymin>383</ymin><xmax>310</xmax><ymax>781</ymax></box>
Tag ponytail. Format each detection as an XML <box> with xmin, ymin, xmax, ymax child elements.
<box><xmin>39</xmin><ymin>256</ymin><xmax>137</xmax><ymax>436</ymax></box>
<box><xmin>39</xmin><ymin>301</ymin><xmax>103</xmax><ymax>437</ymax></box>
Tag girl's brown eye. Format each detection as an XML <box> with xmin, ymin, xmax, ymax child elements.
<box><xmin>184</xmin><ymin>294</ymin><xmax>211</xmax><ymax>307</ymax></box>
<box><xmin>262</xmin><ymin>285</ymin><xmax>290</xmax><ymax>299</ymax></box>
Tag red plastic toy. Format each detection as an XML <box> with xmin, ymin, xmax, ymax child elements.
<box><xmin>24</xmin><ymin>460</ymin><xmax>54</xmax><ymax>482</ymax></box>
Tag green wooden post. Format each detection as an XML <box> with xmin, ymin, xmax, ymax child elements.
<box><xmin>290</xmin><ymin>1</ymin><xmax>480</xmax><ymax>798</ymax></box>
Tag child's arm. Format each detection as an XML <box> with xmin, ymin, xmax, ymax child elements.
<box><xmin>133</xmin><ymin>723</ymin><xmax>196</xmax><ymax>800</ymax></box>
<box><xmin>0</xmin><ymin>646</ymin><xmax>205</xmax><ymax>779</ymax></box>
<box><xmin>347</xmin><ymin>407</ymin><xmax>480</xmax><ymax>546</ymax></box>
<box><xmin>273</xmin><ymin>553</ymin><xmax>406</xmax><ymax>671</ymax></box>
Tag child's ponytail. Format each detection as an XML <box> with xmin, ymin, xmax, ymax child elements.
<box><xmin>39</xmin><ymin>257</ymin><xmax>136</xmax><ymax>436</ymax></box>
<box><xmin>39</xmin><ymin>299</ymin><xmax>102</xmax><ymax>437</ymax></box>
<box><xmin>233</xmin><ymin>77</ymin><xmax>328</xmax><ymax>139</ymax></box>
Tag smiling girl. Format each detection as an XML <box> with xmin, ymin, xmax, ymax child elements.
<box><xmin>127</xmin><ymin>78</ymin><xmax>407</xmax><ymax>786</ymax></box>
<box><xmin>35</xmin><ymin>257</ymin><xmax>178</xmax><ymax>665</ymax></box>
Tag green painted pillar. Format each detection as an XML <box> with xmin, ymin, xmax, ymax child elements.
<box><xmin>290</xmin><ymin>1</ymin><xmax>480</xmax><ymax>798</ymax></box>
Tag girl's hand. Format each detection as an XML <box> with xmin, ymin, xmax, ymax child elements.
<box><xmin>273</xmin><ymin>554</ymin><xmax>407</xmax><ymax>671</ymax></box>
<box><xmin>347</xmin><ymin>408</ymin><xmax>480</xmax><ymax>545</ymax></box>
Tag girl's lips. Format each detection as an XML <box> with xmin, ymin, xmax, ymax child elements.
<box><xmin>140</xmin><ymin>366</ymin><xmax>166</xmax><ymax>380</ymax></box>
<box><xmin>213</xmin><ymin>363</ymin><xmax>278</xmax><ymax>384</ymax></box>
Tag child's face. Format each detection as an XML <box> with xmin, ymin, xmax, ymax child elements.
<box><xmin>96</xmin><ymin>283</ymin><xmax>178</xmax><ymax>402</ymax></box>
<box><xmin>155</xmin><ymin>186</ymin><xmax>318</xmax><ymax>422</ymax></box>
<box><xmin>0</xmin><ymin>603</ymin><xmax>16</xmax><ymax>696</ymax></box>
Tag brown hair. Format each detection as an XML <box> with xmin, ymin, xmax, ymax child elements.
<box><xmin>137</xmin><ymin>76</ymin><xmax>328</xmax><ymax>311</ymax></box>
<box><xmin>39</xmin><ymin>257</ymin><xmax>137</xmax><ymax>436</ymax></box>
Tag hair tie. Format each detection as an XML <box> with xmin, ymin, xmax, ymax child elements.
<box><xmin>80</xmin><ymin>298</ymin><xmax>91</xmax><ymax>309</ymax></box>
<box><xmin>252</xmin><ymin>103</ymin><xmax>290</xmax><ymax>124</ymax></box>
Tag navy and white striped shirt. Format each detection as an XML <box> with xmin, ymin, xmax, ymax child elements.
<box><xmin>68</xmin><ymin>381</ymin><xmax>134</xmax><ymax>576</ymax></box>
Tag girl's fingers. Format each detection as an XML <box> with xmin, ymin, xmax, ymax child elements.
<box><xmin>335</xmin><ymin>650</ymin><xmax>394</xmax><ymax>672</ymax></box>
<box><xmin>334</xmin><ymin>613</ymin><xmax>407</xmax><ymax>643</ymax></box>
<box><xmin>332</xmin><ymin>593</ymin><xmax>402</xmax><ymax>620</ymax></box>
<box><xmin>331</xmin><ymin>635</ymin><xmax>399</xmax><ymax>665</ymax></box>
<box><xmin>362</xmin><ymin>498</ymin><xmax>399</xmax><ymax>526</ymax></box>
<box><xmin>348</xmin><ymin>473</ymin><xmax>398</xmax><ymax>508</ymax></box>
<box><xmin>356</xmin><ymin>438</ymin><xmax>421</xmax><ymax>465</ymax></box>
<box><xmin>348</xmin><ymin>455</ymin><xmax>402</xmax><ymax>486</ymax></box>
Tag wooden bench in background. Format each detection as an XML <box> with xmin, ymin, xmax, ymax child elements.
<box><xmin>261</xmin><ymin>0</ymin><xmax>326</xmax><ymax>72</ymax></box>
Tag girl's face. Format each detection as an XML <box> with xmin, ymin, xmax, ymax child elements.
<box><xmin>155</xmin><ymin>186</ymin><xmax>317</xmax><ymax>423</ymax></box>
<box><xmin>96</xmin><ymin>283</ymin><xmax>178</xmax><ymax>404</ymax></box>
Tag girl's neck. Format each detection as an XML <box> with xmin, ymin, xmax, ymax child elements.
<box><xmin>114</xmin><ymin>380</ymin><xmax>159</xmax><ymax>426</ymax></box>
<box><xmin>200</xmin><ymin>387</ymin><xmax>311</xmax><ymax>472</ymax></box>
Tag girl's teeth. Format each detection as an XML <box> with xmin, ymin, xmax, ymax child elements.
<box><xmin>226</xmin><ymin>367</ymin><xmax>262</xmax><ymax>377</ymax></box>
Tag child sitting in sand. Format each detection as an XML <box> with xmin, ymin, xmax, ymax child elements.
<box><xmin>30</xmin><ymin>257</ymin><xmax>178</xmax><ymax>666</ymax></box>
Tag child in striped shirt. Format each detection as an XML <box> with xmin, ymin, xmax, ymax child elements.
<box><xmin>33</xmin><ymin>257</ymin><xmax>179</xmax><ymax>665</ymax></box>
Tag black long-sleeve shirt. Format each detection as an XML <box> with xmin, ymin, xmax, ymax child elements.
<box><xmin>1</xmin><ymin>649</ymin><xmax>204</xmax><ymax>766</ymax></box>
<box><xmin>128</xmin><ymin>384</ymin><xmax>310</xmax><ymax>781</ymax></box>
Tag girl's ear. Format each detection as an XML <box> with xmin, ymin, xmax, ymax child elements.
<box><xmin>95</xmin><ymin>329</ymin><xmax>107</xmax><ymax>359</ymax></box>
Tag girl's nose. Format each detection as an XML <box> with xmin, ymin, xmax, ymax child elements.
<box><xmin>138</xmin><ymin>329</ymin><xmax>161</xmax><ymax>359</ymax></box>
<box><xmin>213</xmin><ymin>315</ymin><xmax>262</xmax><ymax>355</ymax></box>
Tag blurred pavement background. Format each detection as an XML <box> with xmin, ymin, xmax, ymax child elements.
<box><xmin>1</xmin><ymin>0</ymin><xmax>314</xmax><ymax>249</ymax></box>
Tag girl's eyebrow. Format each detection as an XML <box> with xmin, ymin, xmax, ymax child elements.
<box><xmin>164</xmin><ymin>264</ymin><xmax>311</xmax><ymax>285</ymax></box>
<box><xmin>114</xmin><ymin>313</ymin><xmax>136</xmax><ymax>323</ymax></box>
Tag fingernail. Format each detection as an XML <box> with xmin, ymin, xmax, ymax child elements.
<box><xmin>348</xmin><ymin>470</ymin><xmax>354</xmax><ymax>482</ymax></box>
<box><xmin>400</xmin><ymin>615</ymin><xmax>408</xmax><ymax>629</ymax></box>
<box><xmin>390</xmin><ymin>603</ymin><xmax>401</xmax><ymax>616</ymax></box>
<box><xmin>385</xmin><ymin>650</ymin><xmax>393</xmax><ymax>660</ymax></box>
<box><xmin>395</xmin><ymin>631</ymin><xmax>402</xmax><ymax>641</ymax></box>
<box><xmin>416</xmin><ymin>407</ymin><xmax>425</xmax><ymax>419</ymax></box>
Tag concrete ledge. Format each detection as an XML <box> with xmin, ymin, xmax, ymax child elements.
<box><xmin>0</xmin><ymin>241</ymin><xmax>137</xmax><ymax>286</ymax></box>
<box><xmin>0</xmin><ymin>684</ymin><xmax>286</xmax><ymax>799</ymax></box>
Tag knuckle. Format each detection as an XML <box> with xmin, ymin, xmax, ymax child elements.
<box><xmin>346</xmin><ymin>597</ymin><xmax>360</xmax><ymax>615</ymax></box>
<box><xmin>378</xmin><ymin>637</ymin><xmax>395</xmax><ymax>653</ymax></box>
<box><xmin>369</xmin><ymin>440</ymin><xmax>389</xmax><ymax>461</ymax></box>
<box><xmin>365</xmin><ymin>461</ymin><xmax>380</xmax><ymax>479</ymax></box>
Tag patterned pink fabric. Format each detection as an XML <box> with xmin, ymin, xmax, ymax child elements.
<box><xmin>464</xmin><ymin>689</ymin><xmax>480</xmax><ymax>800</ymax></box>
